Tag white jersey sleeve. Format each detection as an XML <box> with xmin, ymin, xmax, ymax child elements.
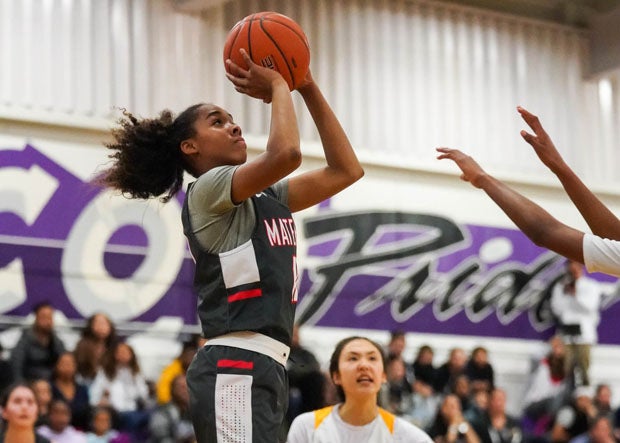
<box><xmin>583</xmin><ymin>233</ymin><xmax>620</xmax><ymax>277</ymax></box>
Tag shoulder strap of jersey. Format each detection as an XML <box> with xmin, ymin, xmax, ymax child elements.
<box><xmin>378</xmin><ymin>407</ymin><xmax>396</xmax><ymax>434</ymax></box>
<box><xmin>314</xmin><ymin>406</ymin><xmax>335</xmax><ymax>429</ymax></box>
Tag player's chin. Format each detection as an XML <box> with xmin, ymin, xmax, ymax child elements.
<box><xmin>232</xmin><ymin>153</ymin><xmax>247</xmax><ymax>165</ymax></box>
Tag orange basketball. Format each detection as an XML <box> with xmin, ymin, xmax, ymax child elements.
<box><xmin>223</xmin><ymin>12</ymin><xmax>310</xmax><ymax>91</ymax></box>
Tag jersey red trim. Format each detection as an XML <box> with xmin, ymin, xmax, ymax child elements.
<box><xmin>217</xmin><ymin>359</ymin><xmax>254</xmax><ymax>369</ymax></box>
<box><xmin>227</xmin><ymin>288</ymin><xmax>263</xmax><ymax>302</ymax></box>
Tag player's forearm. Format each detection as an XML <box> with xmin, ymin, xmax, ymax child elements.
<box><xmin>554</xmin><ymin>163</ymin><xmax>620</xmax><ymax>240</ymax></box>
<box><xmin>299</xmin><ymin>83</ymin><xmax>363</xmax><ymax>182</ymax></box>
<box><xmin>266</xmin><ymin>78</ymin><xmax>301</xmax><ymax>159</ymax></box>
<box><xmin>477</xmin><ymin>174</ymin><xmax>559</xmax><ymax>247</ymax></box>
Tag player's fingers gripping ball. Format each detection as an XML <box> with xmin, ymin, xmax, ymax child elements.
<box><xmin>223</xmin><ymin>11</ymin><xmax>311</xmax><ymax>91</ymax></box>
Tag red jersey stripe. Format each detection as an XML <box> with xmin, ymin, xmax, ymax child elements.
<box><xmin>217</xmin><ymin>359</ymin><xmax>254</xmax><ymax>370</ymax></box>
<box><xmin>228</xmin><ymin>288</ymin><xmax>262</xmax><ymax>302</ymax></box>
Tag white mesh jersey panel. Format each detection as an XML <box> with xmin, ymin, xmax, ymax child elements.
<box><xmin>215</xmin><ymin>373</ymin><xmax>253</xmax><ymax>443</ymax></box>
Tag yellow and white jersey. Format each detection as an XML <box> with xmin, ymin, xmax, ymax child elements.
<box><xmin>287</xmin><ymin>404</ymin><xmax>433</xmax><ymax>443</ymax></box>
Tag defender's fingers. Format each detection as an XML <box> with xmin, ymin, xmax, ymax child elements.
<box><xmin>517</xmin><ymin>106</ymin><xmax>545</xmax><ymax>134</ymax></box>
<box><xmin>520</xmin><ymin>129</ymin><xmax>537</xmax><ymax>145</ymax></box>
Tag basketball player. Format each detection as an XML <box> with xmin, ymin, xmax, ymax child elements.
<box><xmin>287</xmin><ymin>336</ymin><xmax>433</xmax><ymax>443</ymax></box>
<box><xmin>437</xmin><ymin>106</ymin><xmax>620</xmax><ymax>278</ymax></box>
<box><xmin>98</xmin><ymin>49</ymin><xmax>363</xmax><ymax>442</ymax></box>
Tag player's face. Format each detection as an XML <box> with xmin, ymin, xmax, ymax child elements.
<box><xmin>333</xmin><ymin>339</ymin><xmax>386</xmax><ymax>400</ymax></box>
<box><xmin>188</xmin><ymin>104</ymin><xmax>247</xmax><ymax>173</ymax></box>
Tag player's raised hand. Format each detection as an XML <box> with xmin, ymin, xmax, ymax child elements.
<box><xmin>225</xmin><ymin>49</ymin><xmax>288</xmax><ymax>103</ymax></box>
<box><xmin>436</xmin><ymin>147</ymin><xmax>488</xmax><ymax>188</ymax></box>
<box><xmin>517</xmin><ymin>106</ymin><xmax>567</xmax><ymax>173</ymax></box>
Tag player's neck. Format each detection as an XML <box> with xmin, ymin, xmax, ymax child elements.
<box><xmin>338</xmin><ymin>398</ymin><xmax>378</xmax><ymax>426</ymax></box>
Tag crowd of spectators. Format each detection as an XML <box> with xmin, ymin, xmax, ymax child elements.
<box><xmin>0</xmin><ymin>303</ymin><xmax>200</xmax><ymax>443</ymax></box>
<box><xmin>1</xmin><ymin>304</ymin><xmax>618</xmax><ymax>443</ymax></box>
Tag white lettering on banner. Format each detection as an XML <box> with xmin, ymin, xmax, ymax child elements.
<box><xmin>0</xmin><ymin>164</ymin><xmax>57</xmax><ymax>312</ymax></box>
<box><xmin>0</xmin><ymin>165</ymin><xmax>59</xmax><ymax>224</ymax></box>
<box><xmin>0</xmin><ymin>259</ymin><xmax>27</xmax><ymax>312</ymax></box>
<box><xmin>61</xmin><ymin>191</ymin><xmax>186</xmax><ymax>320</ymax></box>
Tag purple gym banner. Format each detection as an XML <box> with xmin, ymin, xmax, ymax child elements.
<box><xmin>1</xmin><ymin>143</ymin><xmax>619</xmax><ymax>342</ymax></box>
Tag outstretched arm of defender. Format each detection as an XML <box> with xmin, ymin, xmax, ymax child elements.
<box><xmin>437</xmin><ymin>147</ymin><xmax>585</xmax><ymax>263</ymax></box>
<box><xmin>518</xmin><ymin>106</ymin><xmax>620</xmax><ymax>240</ymax></box>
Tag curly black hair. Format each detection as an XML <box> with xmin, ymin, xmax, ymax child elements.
<box><xmin>97</xmin><ymin>104</ymin><xmax>204</xmax><ymax>202</ymax></box>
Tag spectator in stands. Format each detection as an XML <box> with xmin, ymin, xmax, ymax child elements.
<box><xmin>427</xmin><ymin>394</ymin><xmax>481</xmax><ymax>443</ymax></box>
<box><xmin>434</xmin><ymin>348</ymin><xmax>468</xmax><ymax>395</ymax></box>
<box><xmin>464</xmin><ymin>387</ymin><xmax>490</xmax><ymax>426</ymax></box>
<box><xmin>387</xmin><ymin>330</ymin><xmax>407</xmax><ymax>359</ymax></box>
<box><xmin>285</xmin><ymin>324</ymin><xmax>326</xmax><ymax>432</ymax></box>
<box><xmin>452</xmin><ymin>374</ymin><xmax>472</xmax><ymax>413</ymax></box>
<box><xmin>402</xmin><ymin>373</ymin><xmax>442</xmax><ymax>430</ymax></box>
<box><xmin>85</xmin><ymin>406</ymin><xmax>130</xmax><ymax>443</ymax></box>
<box><xmin>11</xmin><ymin>302</ymin><xmax>66</xmax><ymax>382</ymax></box>
<box><xmin>0</xmin><ymin>342</ymin><xmax>14</xmax><ymax>396</ymax></box>
<box><xmin>36</xmin><ymin>398</ymin><xmax>87</xmax><ymax>443</ymax></box>
<box><xmin>550</xmin><ymin>260</ymin><xmax>603</xmax><ymax>386</ymax></box>
<box><xmin>470</xmin><ymin>388</ymin><xmax>522</xmax><ymax>443</ymax></box>
<box><xmin>88</xmin><ymin>341</ymin><xmax>150</xmax><ymax>435</ymax></box>
<box><xmin>382</xmin><ymin>354</ymin><xmax>413</xmax><ymax>414</ymax></box>
<box><xmin>31</xmin><ymin>378</ymin><xmax>53</xmax><ymax>428</ymax></box>
<box><xmin>74</xmin><ymin>313</ymin><xmax>118</xmax><ymax>387</ymax></box>
<box><xmin>570</xmin><ymin>414</ymin><xmax>615</xmax><ymax>443</ymax></box>
<box><xmin>466</xmin><ymin>347</ymin><xmax>495</xmax><ymax>393</ymax></box>
<box><xmin>149</xmin><ymin>374</ymin><xmax>195</xmax><ymax>443</ymax></box>
<box><xmin>412</xmin><ymin>344</ymin><xmax>437</xmax><ymax>390</ymax></box>
<box><xmin>387</xmin><ymin>330</ymin><xmax>416</xmax><ymax>385</ymax></box>
<box><xmin>521</xmin><ymin>335</ymin><xmax>571</xmax><ymax>436</ymax></box>
<box><xmin>51</xmin><ymin>352</ymin><xmax>91</xmax><ymax>431</ymax></box>
<box><xmin>592</xmin><ymin>385</ymin><xmax>613</xmax><ymax>422</ymax></box>
<box><xmin>551</xmin><ymin>386</ymin><xmax>598</xmax><ymax>443</ymax></box>
<box><xmin>155</xmin><ymin>335</ymin><xmax>200</xmax><ymax>405</ymax></box>
<box><xmin>0</xmin><ymin>382</ymin><xmax>51</xmax><ymax>443</ymax></box>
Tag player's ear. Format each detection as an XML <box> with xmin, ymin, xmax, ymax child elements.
<box><xmin>180</xmin><ymin>140</ymin><xmax>197</xmax><ymax>155</ymax></box>
<box><xmin>332</xmin><ymin>372</ymin><xmax>341</xmax><ymax>386</ymax></box>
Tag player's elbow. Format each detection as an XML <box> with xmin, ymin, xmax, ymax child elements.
<box><xmin>286</xmin><ymin>145</ymin><xmax>303</xmax><ymax>169</ymax></box>
<box><xmin>276</xmin><ymin>145</ymin><xmax>302</xmax><ymax>175</ymax></box>
<box><xmin>341</xmin><ymin>164</ymin><xmax>365</xmax><ymax>187</ymax></box>
<box><xmin>352</xmin><ymin>165</ymin><xmax>365</xmax><ymax>182</ymax></box>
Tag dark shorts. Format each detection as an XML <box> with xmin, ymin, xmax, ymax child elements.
<box><xmin>187</xmin><ymin>344</ymin><xmax>288</xmax><ymax>443</ymax></box>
